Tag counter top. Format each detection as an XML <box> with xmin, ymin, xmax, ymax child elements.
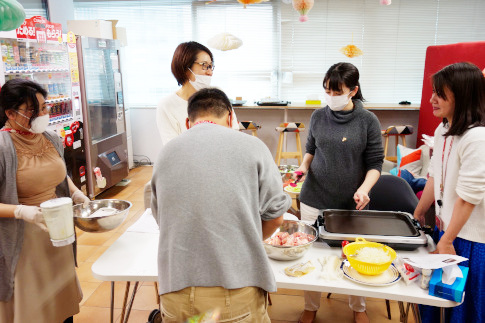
<box><xmin>233</xmin><ymin>103</ymin><xmax>420</xmax><ymax>111</ymax></box>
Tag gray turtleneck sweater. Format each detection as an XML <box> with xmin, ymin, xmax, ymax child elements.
<box><xmin>299</xmin><ymin>100</ymin><xmax>384</xmax><ymax>210</ymax></box>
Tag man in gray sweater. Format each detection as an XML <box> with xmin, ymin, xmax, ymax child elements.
<box><xmin>151</xmin><ymin>88</ymin><xmax>291</xmax><ymax>322</ymax></box>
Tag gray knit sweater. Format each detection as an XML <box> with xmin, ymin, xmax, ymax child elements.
<box><xmin>151</xmin><ymin>123</ymin><xmax>291</xmax><ymax>295</ymax></box>
<box><xmin>0</xmin><ymin>130</ymin><xmax>70</xmax><ymax>301</ymax></box>
<box><xmin>299</xmin><ymin>100</ymin><xmax>384</xmax><ymax>210</ymax></box>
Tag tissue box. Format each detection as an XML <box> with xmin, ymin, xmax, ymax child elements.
<box><xmin>429</xmin><ymin>266</ymin><xmax>469</xmax><ymax>302</ymax></box>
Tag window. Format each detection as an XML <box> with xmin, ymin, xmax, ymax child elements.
<box><xmin>74</xmin><ymin>0</ymin><xmax>276</xmax><ymax>107</ymax></box>
<box><xmin>74</xmin><ymin>0</ymin><xmax>485</xmax><ymax>106</ymax></box>
<box><xmin>20</xmin><ymin>0</ymin><xmax>48</xmax><ymax>19</ymax></box>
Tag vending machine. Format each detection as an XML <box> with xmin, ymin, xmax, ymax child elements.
<box><xmin>0</xmin><ymin>16</ymin><xmax>88</xmax><ymax>196</ymax></box>
<box><xmin>76</xmin><ymin>36</ymin><xmax>129</xmax><ymax>198</ymax></box>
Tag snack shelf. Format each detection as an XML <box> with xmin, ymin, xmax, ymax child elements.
<box><xmin>4</xmin><ymin>67</ymin><xmax>69</xmax><ymax>74</ymax></box>
<box><xmin>46</xmin><ymin>96</ymin><xmax>71</xmax><ymax>104</ymax></box>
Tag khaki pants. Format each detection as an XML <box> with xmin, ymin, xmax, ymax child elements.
<box><xmin>160</xmin><ymin>286</ymin><xmax>270</xmax><ymax>323</ymax></box>
<box><xmin>300</xmin><ymin>203</ymin><xmax>366</xmax><ymax>313</ymax></box>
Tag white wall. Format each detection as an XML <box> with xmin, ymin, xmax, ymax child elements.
<box><xmin>130</xmin><ymin>107</ymin><xmax>163</xmax><ymax>165</ymax></box>
<box><xmin>46</xmin><ymin>0</ymin><xmax>74</xmax><ymax>33</ymax></box>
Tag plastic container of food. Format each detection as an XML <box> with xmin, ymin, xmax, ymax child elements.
<box><xmin>343</xmin><ymin>237</ymin><xmax>397</xmax><ymax>275</ymax></box>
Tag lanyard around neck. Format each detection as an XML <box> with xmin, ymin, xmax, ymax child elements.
<box><xmin>440</xmin><ymin>136</ymin><xmax>454</xmax><ymax>195</ymax></box>
<box><xmin>193</xmin><ymin>120</ymin><xmax>216</xmax><ymax>126</ymax></box>
<box><xmin>0</xmin><ymin>128</ymin><xmax>33</xmax><ymax>135</ymax></box>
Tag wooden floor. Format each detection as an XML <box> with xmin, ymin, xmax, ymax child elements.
<box><xmin>73</xmin><ymin>166</ymin><xmax>413</xmax><ymax>323</ymax></box>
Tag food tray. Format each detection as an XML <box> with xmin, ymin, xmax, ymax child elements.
<box><xmin>256</xmin><ymin>101</ymin><xmax>289</xmax><ymax>106</ymax></box>
<box><xmin>316</xmin><ymin>209</ymin><xmax>428</xmax><ymax>250</ymax></box>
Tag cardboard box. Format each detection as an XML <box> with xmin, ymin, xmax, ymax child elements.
<box><xmin>429</xmin><ymin>265</ymin><xmax>469</xmax><ymax>302</ymax></box>
<box><xmin>115</xmin><ymin>27</ymin><xmax>127</xmax><ymax>47</ymax></box>
<box><xmin>108</xmin><ymin>20</ymin><xmax>119</xmax><ymax>38</ymax></box>
<box><xmin>67</xmin><ymin>20</ymin><xmax>113</xmax><ymax>39</ymax></box>
<box><xmin>108</xmin><ymin>20</ymin><xmax>127</xmax><ymax>46</ymax></box>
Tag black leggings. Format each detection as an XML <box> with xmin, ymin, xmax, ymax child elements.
<box><xmin>64</xmin><ymin>316</ymin><xmax>73</xmax><ymax>323</ymax></box>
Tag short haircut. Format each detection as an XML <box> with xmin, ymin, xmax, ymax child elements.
<box><xmin>432</xmin><ymin>62</ymin><xmax>485</xmax><ymax>136</ymax></box>
<box><xmin>0</xmin><ymin>78</ymin><xmax>47</xmax><ymax>128</ymax></box>
<box><xmin>323</xmin><ymin>62</ymin><xmax>364</xmax><ymax>101</ymax></box>
<box><xmin>187</xmin><ymin>88</ymin><xmax>232</xmax><ymax>122</ymax></box>
<box><xmin>171</xmin><ymin>41</ymin><xmax>214</xmax><ymax>86</ymax></box>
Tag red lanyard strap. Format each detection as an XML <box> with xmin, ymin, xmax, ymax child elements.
<box><xmin>193</xmin><ymin>120</ymin><xmax>216</xmax><ymax>126</ymax></box>
<box><xmin>0</xmin><ymin>128</ymin><xmax>33</xmax><ymax>135</ymax></box>
<box><xmin>440</xmin><ymin>136</ymin><xmax>454</xmax><ymax>194</ymax></box>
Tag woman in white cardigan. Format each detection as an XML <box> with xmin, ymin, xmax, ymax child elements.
<box><xmin>156</xmin><ymin>41</ymin><xmax>238</xmax><ymax>145</ymax></box>
<box><xmin>414</xmin><ymin>62</ymin><xmax>485</xmax><ymax>323</ymax></box>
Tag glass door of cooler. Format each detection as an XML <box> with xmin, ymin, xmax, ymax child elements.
<box><xmin>82</xmin><ymin>42</ymin><xmax>123</xmax><ymax>144</ymax></box>
<box><xmin>0</xmin><ymin>38</ymin><xmax>75</xmax><ymax>122</ymax></box>
<box><xmin>0</xmin><ymin>35</ymin><xmax>88</xmax><ymax>196</ymax></box>
<box><xmin>77</xmin><ymin>36</ymin><xmax>128</xmax><ymax>198</ymax></box>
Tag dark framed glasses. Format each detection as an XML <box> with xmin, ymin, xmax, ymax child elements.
<box><xmin>194</xmin><ymin>61</ymin><xmax>215</xmax><ymax>71</ymax></box>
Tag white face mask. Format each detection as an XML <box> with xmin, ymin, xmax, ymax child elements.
<box><xmin>188</xmin><ymin>68</ymin><xmax>211</xmax><ymax>91</ymax></box>
<box><xmin>17</xmin><ymin>112</ymin><xmax>50</xmax><ymax>133</ymax></box>
<box><xmin>324</xmin><ymin>92</ymin><xmax>352</xmax><ymax>111</ymax></box>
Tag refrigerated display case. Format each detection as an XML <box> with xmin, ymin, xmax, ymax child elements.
<box><xmin>76</xmin><ymin>36</ymin><xmax>129</xmax><ymax>198</ymax></box>
<box><xmin>0</xmin><ymin>27</ymin><xmax>88</xmax><ymax>196</ymax></box>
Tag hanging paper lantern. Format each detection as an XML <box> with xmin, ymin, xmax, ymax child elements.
<box><xmin>0</xmin><ymin>0</ymin><xmax>25</xmax><ymax>31</ymax></box>
<box><xmin>207</xmin><ymin>33</ymin><xmax>243</xmax><ymax>51</ymax></box>
<box><xmin>292</xmin><ymin>0</ymin><xmax>314</xmax><ymax>22</ymax></box>
<box><xmin>237</xmin><ymin>0</ymin><xmax>269</xmax><ymax>9</ymax></box>
<box><xmin>340</xmin><ymin>44</ymin><xmax>363</xmax><ymax>58</ymax></box>
<box><xmin>380</xmin><ymin>0</ymin><xmax>391</xmax><ymax>5</ymax></box>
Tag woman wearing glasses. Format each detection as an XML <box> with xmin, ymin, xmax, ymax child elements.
<box><xmin>156</xmin><ymin>41</ymin><xmax>239</xmax><ymax>145</ymax></box>
<box><xmin>0</xmin><ymin>79</ymin><xmax>89</xmax><ymax>322</ymax></box>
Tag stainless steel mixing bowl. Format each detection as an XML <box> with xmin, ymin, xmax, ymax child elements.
<box><xmin>73</xmin><ymin>199</ymin><xmax>132</xmax><ymax>233</ymax></box>
<box><xmin>263</xmin><ymin>220</ymin><xmax>318</xmax><ymax>261</ymax></box>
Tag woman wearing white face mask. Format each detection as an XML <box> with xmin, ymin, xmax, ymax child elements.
<box><xmin>296</xmin><ymin>63</ymin><xmax>384</xmax><ymax>323</ymax></box>
<box><xmin>156</xmin><ymin>41</ymin><xmax>239</xmax><ymax>145</ymax></box>
<box><xmin>0</xmin><ymin>79</ymin><xmax>88</xmax><ymax>323</ymax></box>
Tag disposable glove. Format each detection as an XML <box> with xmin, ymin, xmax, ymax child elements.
<box><xmin>71</xmin><ymin>190</ymin><xmax>90</xmax><ymax>207</ymax></box>
<box><xmin>14</xmin><ymin>205</ymin><xmax>48</xmax><ymax>232</ymax></box>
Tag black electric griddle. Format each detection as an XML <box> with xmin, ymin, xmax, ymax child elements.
<box><xmin>315</xmin><ymin>209</ymin><xmax>430</xmax><ymax>250</ymax></box>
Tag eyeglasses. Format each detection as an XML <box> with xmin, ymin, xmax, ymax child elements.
<box><xmin>19</xmin><ymin>106</ymin><xmax>50</xmax><ymax>115</ymax></box>
<box><xmin>193</xmin><ymin>61</ymin><xmax>215</xmax><ymax>71</ymax></box>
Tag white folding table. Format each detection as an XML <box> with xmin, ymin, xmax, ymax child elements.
<box><xmin>92</xmin><ymin>210</ymin><xmax>460</xmax><ymax>323</ymax></box>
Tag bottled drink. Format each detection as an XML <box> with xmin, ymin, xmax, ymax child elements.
<box><xmin>1</xmin><ymin>41</ymin><xmax>8</xmax><ymax>70</ymax></box>
<box><xmin>47</xmin><ymin>74</ymin><xmax>56</xmax><ymax>98</ymax></box>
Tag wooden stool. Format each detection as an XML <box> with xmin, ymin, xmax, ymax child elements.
<box><xmin>275</xmin><ymin>122</ymin><xmax>305</xmax><ymax>166</ymax></box>
<box><xmin>239</xmin><ymin>121</ymin><xmax>261</xmax><ymax>137</ymax></box>
<box><xmin>382</xmin><ymin>125</ymin><xmax>413</xmax><ymax>163</ymax></box>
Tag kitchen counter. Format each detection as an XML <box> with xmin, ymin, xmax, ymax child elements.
<box><xmin>233</xmin><ymin>103</ymin><xmax>420</xmax><ymax>163</ymax></box>
<box><xmin>233</xmin><ymin>103</ymin><xmax>420</xmax><ymax>111</ymax></box>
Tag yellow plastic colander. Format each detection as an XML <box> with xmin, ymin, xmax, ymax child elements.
<box><xmin>343</xmin><ymin>237</ymin><xmax>397</xmax><ymax>276</ymax></box>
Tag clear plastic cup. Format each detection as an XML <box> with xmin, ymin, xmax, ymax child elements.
<box><xmin>40</xmin><ymin>197</ymin><xmax>75</xmax><ymax>247</ymax></box>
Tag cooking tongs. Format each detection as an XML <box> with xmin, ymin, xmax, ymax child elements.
<box><xmin>289</xmin><ymin>171</ymin><xmax>303</xmax><ymax>187</ymax></box>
